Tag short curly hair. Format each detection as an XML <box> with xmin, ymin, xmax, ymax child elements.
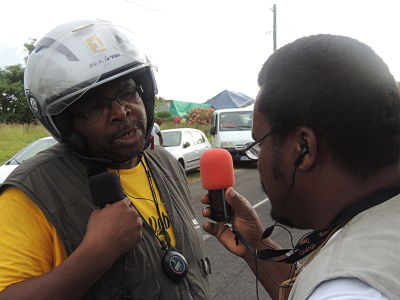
<box><xmin>257</xmin><ymin>34</ymin><xmax>400</xmax><ymax>178</ymax></box>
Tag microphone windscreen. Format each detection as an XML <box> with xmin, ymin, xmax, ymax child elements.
<box><xmin>89</xmin><ymin>172</ymin><xmax>125</xmax><ymax>208</ymax></box>
<box><xmin>200</xmin><ymin>149</ymin><xmax>235</xmax><ymax>190</ymax></box>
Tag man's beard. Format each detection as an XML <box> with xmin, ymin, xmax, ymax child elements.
<box><xmin>261</xmin><ymin>148</ymin><xmax>295</xmax><ymax>228</ymax></box>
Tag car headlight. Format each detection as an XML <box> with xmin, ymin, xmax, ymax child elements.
<box><xmin>221</xmin><ymin>142</ymin><xmax>236</xmax><ymax>148</ymax></box>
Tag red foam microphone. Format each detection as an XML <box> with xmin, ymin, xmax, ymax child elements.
<box><xmin>200</xmin><ymin>149</ymin><xmax>235</xmax><ymax>222</ymax></box>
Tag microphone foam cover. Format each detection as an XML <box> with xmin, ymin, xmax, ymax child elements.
<box><xmin>89</xmin><ymin>172</ymin><xmax>125</xmax><ymax>208</ymax></box>
<box><xmin>200</xmin><ymin>149</ymin><xmax>235</xmax><ymax>190</ymax></box>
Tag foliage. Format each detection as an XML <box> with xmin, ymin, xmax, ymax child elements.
<box><xmin>23</xmin><ymin>39</ymin><xmax>36</xmax><ymax>63</ymax></box>
<box><xmin>0</xmin><ymin>39</ymin><xmax>38</xmax><ymax>124</ymax></box>
<box><xmin>185</xmin><ymin>107</ymin><xmax>215</xmax><ymax>125</ymax></box>
<box><xmin>155</xmin><ymin>96</ymin><xmax>167</xmax><ymax>102</ymax></box>
<box><xmin>173</xmin><ymin>116</ymin><xmax>182</xmax><ymax>124</ymax></box>
<box><xmin>156</xmin><ymin>110</ymin><xmax>173</xmax><ymax>122</ymax></box>
<box><xmin>0</xmin><ymin>64</ymin><xmax>36</xmax><ymax>123</ymax></box>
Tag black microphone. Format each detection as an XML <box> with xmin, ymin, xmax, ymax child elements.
<box><xmin>89</xmin><ymin>172</ymin><xmax>125</xmax><ymax>208</ymax></box>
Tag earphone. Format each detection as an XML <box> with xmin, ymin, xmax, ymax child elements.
<box><xmin>294</xmin><ymin>144</ymin><xmax>309</xmax><ymax>167</ymax></box>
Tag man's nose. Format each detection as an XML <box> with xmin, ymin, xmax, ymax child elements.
<box><xmin>109</xmin><ymin>99</ymin><xmax>130</xmax><ymax>120</ymax></box>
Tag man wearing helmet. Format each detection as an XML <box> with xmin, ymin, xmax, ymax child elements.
<box><xmin>0</xmin><ymin>20</ymin><xmax>211</xmax><ymax>300</ymax></box>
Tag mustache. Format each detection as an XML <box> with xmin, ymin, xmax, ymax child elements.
<box><xmin>107</xmin><ymin>120</ymin><xmax>146</xmax><ymax>141</ymax></box>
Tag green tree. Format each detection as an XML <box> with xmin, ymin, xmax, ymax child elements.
<box><xmin>23</xmin><ymin>38</ymin><xmax>37</xmax><ymax>63</ymax></box>
<box><xmin>0</xmin><ymin>39</ymin><xmax>37</xmax><ymax>123</ymax></box>
<box><xmin>0</xmin><ymin>64</ymin><xmax>35</xmax><ymax>123</ymax></box>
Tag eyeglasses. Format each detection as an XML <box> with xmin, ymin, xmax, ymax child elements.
<box><xmin>242</xmin><ymin>130</ymin><xmax>274</xmax><ymax>160</ymax></box>
<box><xmin>73</xmin><ymin>85</ymin><xmax>143</xmax><ymax>121</ymax></box>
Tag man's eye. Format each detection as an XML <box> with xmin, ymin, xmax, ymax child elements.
<box><xmin>119</xmin><ymin>91</ymin><xmax>139</xmax><ymax>103</ymax></box>
<box><xmin>87</xmin><ymin>101</ymin><xmax>109</xmax><ymax>113</ymax></box>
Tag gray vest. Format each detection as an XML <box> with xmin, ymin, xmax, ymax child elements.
<box><xmin>0</xmin><ymin>144</ymin><xmax>211</xmax><ymax>300</ymax></box>
<box><xmin>288</xmin><ymin>194</ymin><xmax>400</xmax><ymax>300</ymax></box>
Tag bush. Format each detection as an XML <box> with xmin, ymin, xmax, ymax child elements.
<box><xmin>185</xmin><ymin>107</ymin><xmax>215</xmax><ymax>125</ymax></box>
<box><xmin>156</xmin><ymin>111</ymin><xmax>173</xmax><ymax>122</ymax></box>
<box><xmin>173</xmin><ymin>116</ymin><xmax>182</xmax><ymax>124</ymax></box>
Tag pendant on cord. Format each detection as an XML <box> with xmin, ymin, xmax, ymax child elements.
<box><xmin>162</xmin><ymin>248</ymin><xmax>189</xmax><ymax>281</ymax></box>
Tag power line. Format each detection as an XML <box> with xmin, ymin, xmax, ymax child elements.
<box><xmin>122</xmin><ymin>0</ymin><xmax>167</xmax><ymax>15</ymax></box>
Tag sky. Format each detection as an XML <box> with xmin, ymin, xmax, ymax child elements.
<box><xmin>1</xmin><ymin>0</ymin><xmax>399</xmax><ymax>103</ymax></box>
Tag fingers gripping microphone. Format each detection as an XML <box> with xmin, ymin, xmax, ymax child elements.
<box><xmin>200</xmin><ymin>149</ymin><xmax>235</xmax><ymax>222</ymax></box>
<box><xmin>89</xmin><ymin>172</ymin><xmax>125</xmax><ymax>208</ymax></box>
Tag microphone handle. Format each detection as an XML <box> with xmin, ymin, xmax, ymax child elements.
<box><xmin>208</xmin><ymin>189</ymin><xmax>231</xmax><ymax>222</ymax></box>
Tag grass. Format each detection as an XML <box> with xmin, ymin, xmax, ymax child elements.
<box><xmin>0</xmin><ymin>123</ymin><xmax>49</xmax><ymax>164</ymax></box>
<box><xmin>0</xmin><ymin>122</ymin><xmax>212</xmax><ymax>166</ymax></box>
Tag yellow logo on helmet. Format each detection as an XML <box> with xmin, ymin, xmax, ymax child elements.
<box><xmin>85</xmin><ymin>35</ymin><xmax>106</xmax><ymax>53</ymax></box>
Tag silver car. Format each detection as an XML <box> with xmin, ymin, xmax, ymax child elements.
<box><xmin>156</xmin><ymin>128</ymin><xmax>211</xmax><ymax>172</ymax></box>
<box><xmin>0</xmin><ymin>136</ymin><xmax>57</xmax><ymax>184</ymax></box>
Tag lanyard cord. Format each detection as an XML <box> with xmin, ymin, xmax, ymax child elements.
<box><xmin>117</xmin><ymin>157</ymin><xmax>172</xmax><ymax>251</ymax></box>
<box><xmin>140</xmin><ymin>157</ymin><xmax>172</xmax><ymax>249</ymax></box>
<box><xmin>256</xmin><ymin>183</ymin><xmax>400</xmax><ymax>264</ymax></box>
<box><xmin>229</xmin><ymin>184</ymin><xmax>400</xmax><ymax>299</ymax></box>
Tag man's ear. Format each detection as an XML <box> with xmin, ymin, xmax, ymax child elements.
<box><xmin>293</xmin><ymin>127</ymin><xmax>317</xmax><ymax>171</ymax></box>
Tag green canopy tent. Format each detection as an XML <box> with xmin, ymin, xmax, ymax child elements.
<box><xmin>169</xmin><ymin>100</ymin><xmax>211</xmax><ymax>117</ymax></box>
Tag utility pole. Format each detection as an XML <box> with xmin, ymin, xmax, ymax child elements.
<box><xmin>272</xmin><ymin>4</ymin><xmax>277</xmax><ymax>52</ymax></box>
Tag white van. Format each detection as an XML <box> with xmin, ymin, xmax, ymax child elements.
<box><xmin>210</xmin><ymin>106</ymin><xmax>255</xmax><ymax>161</ymax></box>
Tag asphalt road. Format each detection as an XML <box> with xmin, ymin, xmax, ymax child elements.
<box><xmin>187</xmin><ymin>163</ymin><xmax>307</xmax><ymax>300</ymax></box>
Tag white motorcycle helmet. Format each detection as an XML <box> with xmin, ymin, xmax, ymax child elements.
<box><xmin>25</xmin><ymin>19</ymin><xmax>157</xmax><ymax>153</ymax></box>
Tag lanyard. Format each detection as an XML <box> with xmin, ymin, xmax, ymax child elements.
<box><xmin>119</xmin><ymin>157</ymin><xmax>172</xmax><ymax>251</ymax></box>
<box><xmin>246</xmin><ymin>184</ymin><xmax>400</xmax><ymax>263</ymax></box>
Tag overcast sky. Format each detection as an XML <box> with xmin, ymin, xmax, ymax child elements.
<box><xmin>1</xmin><ymin>0</ymin><xmax>399</xmax><ymax>103</ymax></box>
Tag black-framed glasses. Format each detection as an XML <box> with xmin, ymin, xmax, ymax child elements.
<box><xmin>73</xmin><ymin>85</ymin><xmax>143</xmax><ymax>121</ymax></box>
<box><xmin>242</xmin><ymin>130</ymin><xmax>274</xmax><ymax>160</ymax></box>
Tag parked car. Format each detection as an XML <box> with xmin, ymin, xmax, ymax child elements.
<box><xmin>155</xmin><ymin>128</ymin><xmax>211</xmax><ymax>172</ymax></box>
<box><xmin>0</xmin><ymin>136</ymin><xmax>57</xmax><ymax>184</ymax></box>
<box><xmin>210</xmin><ymin>106</ymin><xmax>255</xmax><ymax>161</ymax></box>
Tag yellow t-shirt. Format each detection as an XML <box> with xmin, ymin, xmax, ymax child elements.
<box><xmin>0</xmin><ymin>159</ymin><xmax>176</xmax><ymax>292</ymax></box>
<box><xmin>109</xmin><ymin>160</ymin><xmax>176</xmax><ymax>248</ymax></box>
<box><xmin>0</xmin><ymin>187</ymin><xmax>66</xmax><ymax>292</ymax></box>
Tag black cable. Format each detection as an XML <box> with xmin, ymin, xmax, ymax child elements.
<box><xmin>255</xmin><ymin>250</ymin><xmax>260</xmax><ymax>300</ymax></box>
<box><xmin>140</xmin><ymin>157</ymin><xmax>172</xmax><ymax>248</ymax></box>
<box><xmin>116</xmin><ymin>159</ymin><xmax>171</xmax><ymax>251</ymax></box>
<box><xmin>253</xmin><ymin>153</ymin><xmax>300</xmax><ymax>299</ymax></box>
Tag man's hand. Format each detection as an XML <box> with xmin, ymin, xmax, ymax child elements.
<box><xmin>0</xmin><ymin>199</ymin><xmax>143</xmax><ymax>300</ymax></box>
<box><xmin>201</xmin><ymin>187</ymin><xmax>265</xmax><ymax>258</ymax></box>
<box><xmin>81</xmin><ymin>198</ymin><xmax>142</xmax><ymax>266</ymax></box>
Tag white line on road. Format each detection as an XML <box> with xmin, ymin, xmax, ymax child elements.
<box><xmin>202</xmin><ymin>198</ymin><xmax>270</xmax><ymax>241</ymax></box>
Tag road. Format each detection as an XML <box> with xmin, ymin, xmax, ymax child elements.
<box><xmin>187</xmin><ymin>163</ymin><xmax>307</xmax><ymax>300</ymax></box>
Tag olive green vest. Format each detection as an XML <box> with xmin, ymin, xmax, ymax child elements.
<box><xmin>1</xmin><ymin>144</ymin><xmax>211</xmax><ymax>300</ymax></box>
<box><xmin>288</xmin><ymin>194</ymin><xmax>400</xmax><ymax>300</ymax></box>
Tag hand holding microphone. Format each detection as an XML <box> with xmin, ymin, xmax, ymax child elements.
<box><xmin>83</xmin><ymin>172</ymin><xmax>142</xmax><ymax>263</ymax></box>
<box><xmin>200</xmin><ymin>149</ymin><xmax>265</xmax><ymax>258</ymax></box>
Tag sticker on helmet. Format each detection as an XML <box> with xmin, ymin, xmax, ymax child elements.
<box><xmin>85</xmin><ymin>34</ymin><xmax>107</xmax><ymax>53</ymax></box>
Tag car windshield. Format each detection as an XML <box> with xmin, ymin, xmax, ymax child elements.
<box><xmin>7</xmin><ymin>138</ymin><xmax>57</xmax><ymax>165</ymax></box>
<box><xmin>219</xmin><ymin>111</ymin><xmax>253</xmax><ymax>131</ymax></box>
<box><xmin>162</xmin><ymin>131</ymin><xmax>182</xmax><ymax>147</ymax></box>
